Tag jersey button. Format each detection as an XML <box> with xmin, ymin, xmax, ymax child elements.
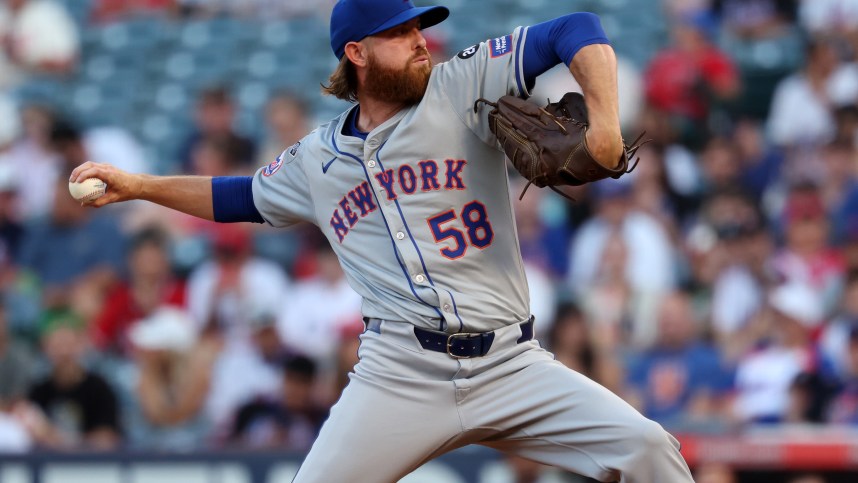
<box><xmin>367</xmin><ymin>139</ymin><xmax>379</xmax><ymax>149</ymax></box>
<box><xmin>443</xmin><ymin>304</ymin><xmax>452</xmax><ymax>312</ymax></box>
<box><xmin>414</xmin><ymin>274</ymin><xmax>425</xmax><ymax>284</ymax></box>
<box><xmin>367</xmin><ymin>160</ymin><xmax>377</xmax><ymax>168</ymax></box>
<box><xmin>395</xmin><ymin>231</ymin><xmax>405</xmax><ymax>240</ymax></box>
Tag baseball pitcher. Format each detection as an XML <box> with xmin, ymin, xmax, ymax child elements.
<box><xmin>71</xmin><ymin>0</ymin><xmax>694</xmax><ymax>481</ymax></box>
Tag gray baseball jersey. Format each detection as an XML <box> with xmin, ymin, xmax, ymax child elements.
<box><xmin>253</xmin><ymin>28</ymin><xmax>531</xmax><ymax>333</ymax></box>
<box><xmin>252</xmin><ymin>25</ymin><xmax>694</xmax><ymax>483</ymax></box>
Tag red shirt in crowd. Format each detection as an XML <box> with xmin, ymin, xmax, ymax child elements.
<box><xmin>644</xmin><ymin>46</ymin><xmax>738</xmax><ymax>120</ymax></box>
<box><xmin>90</xmin><ymin>280</ymin><xmax>187</xmax><ymax>355</ymax></box>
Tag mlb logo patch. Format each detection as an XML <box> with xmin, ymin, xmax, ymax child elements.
<box><xmin>263</xmin><ymin>156</ymin><xmax>283</xmax><ymax>177</ymax></box>
<box><xmin>490</xmin><ymin>35</ymin><xmax>513</xmax><ymax>58</ymax></box>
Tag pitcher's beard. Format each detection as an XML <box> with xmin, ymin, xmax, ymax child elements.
<box><xmin>364</xmin><ymin>50</ymin><xmax>432</xmax><ymax>105</ymax></box>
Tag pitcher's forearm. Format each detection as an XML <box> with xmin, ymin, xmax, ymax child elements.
<box><xmin>569</xmin><ymin>44</ymin><xmax>623</xmax><ymax>167</ymax></box>
<box><xmin>136</xmin><ymin>175</ymin><xmax>214</xmax><ymax>221</ymax></box>
<box><xmin>569</xmin><ymin>44</ymin><xmax>620</xmax><ymax>129</ymax></box>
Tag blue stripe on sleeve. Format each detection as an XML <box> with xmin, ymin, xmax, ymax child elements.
<box><xmin>522</xmin><ymin>12</ymin><xmax>610</xmax><ymax>85</ymax></box>
<box><xmin>212</xmin><ymin>176</ymin><xmax>265</xmax><ymax>223</ymax></box>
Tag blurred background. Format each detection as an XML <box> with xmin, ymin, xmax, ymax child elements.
<box><xmin>0</xmin><ymin>0</ymin><xmax>858</xmax><ymax>482</ymax></box>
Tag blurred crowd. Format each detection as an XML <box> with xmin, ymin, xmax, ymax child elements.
<box><xmin>1</xmin><ymin>0</ymin><xmax>858</xmax><ymax>481</ymax></box>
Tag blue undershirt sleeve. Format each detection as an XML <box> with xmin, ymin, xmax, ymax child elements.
<box><xmin>522</xmin><ymin>12</ymin><xmax>610</xmax><ymax>87</ymax></box>
<box><xmin>212</xmin><ymin>176</ymin><xmax>265</xmax><ymax>224</ymax></box>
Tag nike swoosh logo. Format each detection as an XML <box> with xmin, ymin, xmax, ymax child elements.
<box><xmin>322</xmin><ymin>156</ymin><xmax>338</xmax><ymax>174</ymax></box>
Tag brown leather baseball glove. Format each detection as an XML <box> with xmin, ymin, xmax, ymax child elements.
<box><xmin>474</xmin><ymin>92</ymin><xmax>646</xmax><ymax>201</ymax></box>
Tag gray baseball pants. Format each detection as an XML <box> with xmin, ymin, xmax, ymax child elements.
<box><xmin>292</xmin><ymin>319</ymin><xmax>694</xmax><ymax>483</ymax></box>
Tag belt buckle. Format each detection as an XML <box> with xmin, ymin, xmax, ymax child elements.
<box><xmin>446</xmin><ymin>333</ymin><xmax>480</xmax><ymax>359</ymax></box>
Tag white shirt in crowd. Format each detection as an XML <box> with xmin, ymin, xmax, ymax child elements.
<box><xmin>0</xmin><ymin>411</ymin><xmax>31</xmax><ymax>453</ymax></box>
<box><xmin>524</xmin><ymin>262</ymin><xmax>557</xmax><ymax>340</ymax></box>
<box><xmin>205</xmin><ymin>342</ymin><xmax>282</xmax><ymax>430</ymax></box>
<box><xmin>799</xmin><ymin>0</ymin><xmax>858</xmax><ymax>33</ymax></box>
<box><xmin>0</xmin><ymin>0</ymin><xmax>79</xmax><ymax>90</ymax></box>
<box><xmin>277</xmin><ymin>275</ymin><xmax>362</xmax><ymax>368</ymax></box>
<box><xmin>733</xmin><ymin>347</ymin><xmax>807</xmax><ymax>421</ymax></box>
<box><xmin>711</xmin><ymin>265</ymin><xmax>764</xmax><ymax>335</ymax></box>
<box><xmin>567</xmin><ymin>211</ymin><xmax>676</xmax><ymax>295</ymax></box>
<box><xmin>766</xmin><ymin>64</ymin><xmax>858</xmax><ymax>147</ymax></box>
<box><xmin>187</xmin><ymin>256</ymin><xmax>291</xmax><ymax>344</ymax></box>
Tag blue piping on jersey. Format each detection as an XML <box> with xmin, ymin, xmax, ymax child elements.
<box><xmin>443</xmin><ymin>288</ymin><xmax>463</xmax><ymax>332</ymax></box>
<box><xmin>330</xmin><ymin>128</ymin><xmax>444</xmax><ymax>321</ymax></box>
<box><xmin>375</xmin><ymin>142</ymin><xmax>463</xmax><ymax>332</ymax></box>
<box><xmin>514</xmin><ymin>28</ymin><xmax>526</xmax><ymax>98</ymax></box>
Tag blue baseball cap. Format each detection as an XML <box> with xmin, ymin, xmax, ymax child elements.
<box><xmin>330</xmin><ymin>0</ymin><xmax>449</xmax><ymax>60</ymax></box>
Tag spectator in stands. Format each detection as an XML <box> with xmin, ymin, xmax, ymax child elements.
<box><xmin>709</xmin><ymin>209</ymin><xmax>777</xmax><ymax>360</ymax></box>
<box><xmin>277</xmin><ymin>239</ymin><xmax>361</xmax><ymax>372</ymax></box>
<box><xmin>771</xmin><ymin>184</ymin><xmax>845</xmax><ymax>315</ymax></box>
<box><xmin>821</xmin><ymin>270</ymin><xmax>858</xmax><ymax>378</ymax></box>
<box><xmin>625</xmin><ymin>292</ymin><xmax>730</xmax><ymax>427</ymax></box>
<box><xmin>2</xmin><ymin>104</ymin><xmax>60</xmax><ymax>222</ymax></box>
<box><xmin>187</xmin><ymin>223</ymin><xmax>288</xmax><ymax>429</ymax></box>
<box><xmin>821</xmin><ymin>141</ymin><xmax>858</xmax><ymax>245</ymax></box>
<box><xmin>512</xmin><ymin>177</ymin><xmax>571</xmax><ymax>279</ymax></box>
<box><xmin>27</xmin><ymin>311</ymin><xmax>121</xmax><ymax>449</ymax></box>
<box><xmin>47</xmin><ymin>120</ymin><xmax>91</xmax><ymax>174</ymax></box>
<box><xmin>578</xmin><ymin>233</ymin><xmax>634</xmax><ymax>349</ymax></box>
<box><xmin>0</xmin><ymin>302</ymin><xmax>33</xmax><ymax>410</ymax></box>
<box><xmin>17</xmin><ymin>176</ymin><xmax>126</xmax><ymax>315</ymax></box>
<box><xmin>693</xmin><ymin>463</ymin><xmax>737</xmax><ymax>483</ymax></box>
<box><xmin>90</xmin><ymin>226</ymin><xmax>186</xmax><ymax>357</ymax></box>
<box><xmin>250</xmin><ymin>312</ymin><xmax>290</xmax><ymax>367</ymax></box>
<box><xmin>0</xmin><ymin>0</ymin><xmax>80</xmax><ymax>90</ymax></box>
<box><xmin>544</xmin><ymin>303</ymin><xmax>604</xmax><ymax>385</ymax></box>
<box><xmin>228</xmin><ymin>355</ymin><xmax>328</xmax><ymax>451</ymax></box>
<box><xmin>83</xmin><ymin>125</ymin><xmax>150</xmax><ymax>177</ymax></box>
<box><xmin>256</xmin><ymin>92</ymin><xmax>311</xmax><ymax>167</ymax></box>
<box><xmin>568</xmin><ymin>180</ymin><xmax>676</xmax><ymax>347</ymax></box>
<box><xmin>510</xmin><ymin>179</ymin><xmax>560</xmax><ymax>333</ymax></box>
<box><xmin>714</xmin><ymin>0</ymin><xmax>799</xmax><ymax>39</ymax></box>
<box><xmin>187</xmin><ymin>223</ymin><xmax>289</xmax><ymax>341</ymax></box>
<box><xmin>826</xmin><ymin>325</ymin><xmax>858</xmax><ymax>424</ymax></box>
<box><xmin>699</xmin><ymin>136</ymin><xmax>743</xmax><ymax>196</ymax></box>
<box><xmin>788</xmin><ymin>370</ymin><xmax>839</xmax><ymax>423</ymax></box>
<box><xmin>190</xmin><ymin>135</ymin><xmax>251</xmax><ymax>177</ymax></box>
<box><xmin>714</xmin><ymin>0</ymin><xmax>805</xmax><ymax>103</ymax></box>
<box><xmin>800</xmin><ymin>0</ymin><xmax>858</xmax><ymax>36</ymax></box>
<box><xmin>0</xmin><ymin>99</ymin><xmax>20</xmax><ymax>261</ymax></box>
<box><xmin>50</xmin><ymin>120</ymin><xmax>149</xmax><ymax>177</ymax></box>
<box><xmin>766</xmin><ymin>36</ymin><xmax>847</xmax><ymax>147</ymax></box>
<box><xmin>630</xmin><ymin>113</ymin><xmax>703</xmax><ymax>225</ymax></box>
<box><xmin>179</xmin><ymin>87</ymin><xmax>255</xmax><ymax>173</ymax></box>
<box><xmin>732</xmin><ymin>283</ymin><xmax>834</xmax><ymax>424</ymax></box>
<box><xmin>800</xmin><ymin>2</ymin><xmax>858</xmax><ymax>111</ymax></box>
<box><xmin>204</xmin><ymin>312</ymin><xmax>286</xmax><ymax>431</ymax></box>
<box><xmin>129</xmin><ymin>307</ymin><xmax>217</xmax><ymax>450</ymax></box>
<box><xmin>0</xmin><ymin>402</ymin><xmax>32</xmax><ymax>452</ymax></box>
<box><xmin>734</xmin><ymin>118</ymin><xmax>785</xmax><ymax>201</ymax></box>
<box><xmin>0</xmin><ymin>94</ymin><xmax>20</xmax><ymax>155</ymax></box>
<box><xmin>627</xmin><ymin>144</ymin><xmax>690</xmax><ymax>231</ymax></box>
<box><xmin>643</xmin><ymin>10</ymin><xmax>739</xmax><ymax>146</ymax></box>
<box><xmin>0</xmin><ymin>162</ymin><xmax>23</xmax><ymax>265</ymax></box>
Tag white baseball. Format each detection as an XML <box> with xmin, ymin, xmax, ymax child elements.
<box><xmin>69</xmin><ymin>178</ymin><xmax>107</xmax><ymax>203</ymax></box>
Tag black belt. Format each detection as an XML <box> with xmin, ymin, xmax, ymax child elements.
<box><xmin>413</xmin><ymin>318</ymin><xmax>534</xmax><ymax>359</ymax></box>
